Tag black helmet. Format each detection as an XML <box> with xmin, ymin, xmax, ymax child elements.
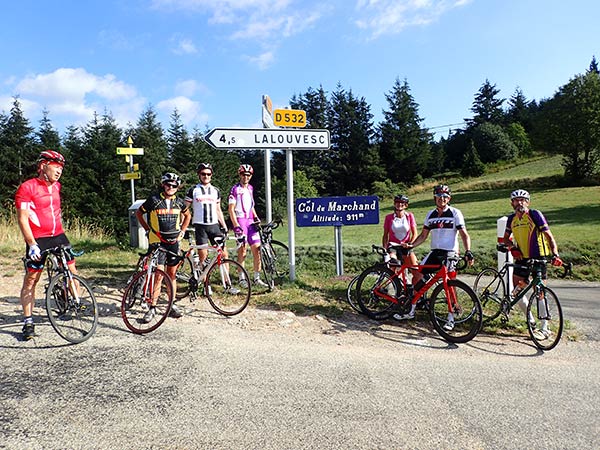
<box><xmin>196</xmin><ymin>162</ymin><xmax>213</xmax><ymax>173</ymax></box>
<box><xmin>433</xmin><ymin>184</ymin><xmax>451</xmax><ymax>197</ymax></box>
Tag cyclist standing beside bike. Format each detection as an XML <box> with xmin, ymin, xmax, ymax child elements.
<box><xmin>135</xmin><ymin>172</ymin><xmax>191</xmax><ymax>322</ymax></box>
<box><xmin>502</xmin><ymin>189</ymin><xmax>562</xmax><ymax>326</ymax></box>
<box><xmin>228</xmin><ymin>164</ymin><xmax>268</xmax><ymax>288</ymax></box>
<box><xmin>15</xmin><ymin>150</ymin><xmax>76</xmax><ymax>340</ymax></box>
<box><xmin>382</xmin><ymin>194</ymin><xmax>418</xmax><ymax>265</ymax></box>
<box><xmin>396</xmin><ymin>184</ymin><xmax>474</xmax><ymax>328</ymax></box>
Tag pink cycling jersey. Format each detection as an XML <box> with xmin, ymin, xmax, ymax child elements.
<box><xmin>228</xmin><ymin>183</ymin><xmax>255</xmax><ymax>220</ymax></box>
<box><xmin>15</xmin><ymin>178</ymin><xmax>65</xmax><ymax>238</ymax></box>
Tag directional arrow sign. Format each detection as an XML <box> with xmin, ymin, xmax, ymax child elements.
<box><xmin>120</xmin><ymin>172</ymin><xmax>141</xmax><ymax>180</ymax></box>
<box><xmin>204</xmin><ymin>128</ymin><xmax>330</xmax><ymax>150</ymax></box>
<box><xmin>117</xmin><ymin>147</ymin><xmax>144</xmax><ymax>155</ymax></box>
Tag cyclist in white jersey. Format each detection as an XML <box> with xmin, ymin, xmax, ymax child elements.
<box><xmin>184</xmin><ymin>163</ymin><xmax>231</xmax><ymax>267</ymax></box>
<box><xmin>399</xmin><ymin>185</ymin><xmax>474</xmax><ymax>329</ymax></box>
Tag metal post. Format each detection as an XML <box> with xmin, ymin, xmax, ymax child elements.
<box><xmin>334</xmin><ymin>226</ymin><xmax>343</xmax><ymax>276</ymax></box>
<box><xmin>128</xmin><ymin>138</ymin><xmax>135</xmax><ymax>203</ymax></box>
<box><xmin>497</xmin><ymin>216</ymin><xmax>513</xmax><ymax>292</ymax></box>
<box><xmin>286</xmin><ymin>149</ymin><xmax>296</xmax><ymax>281</ymax></box>
<box><xmin>264</xmin><ymin>149</ymin><xmax>272</xmax><ymax>223</ymax></box>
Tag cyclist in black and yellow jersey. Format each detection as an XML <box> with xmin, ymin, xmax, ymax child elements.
<box><xmin>136</xmin><ymin>172</ymin><xmax>191</xmax><ymax>321</ymax></box>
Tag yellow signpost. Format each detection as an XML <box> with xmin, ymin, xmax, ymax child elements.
<box><xmin>273</xmin><ymin>109</ymin><xmax>307</xmax><ymax>128</ymax></box>
<box><xmin>117</xmin><ymin>136</ymin><xmax>144</xmax><ymax>203</ymax></box>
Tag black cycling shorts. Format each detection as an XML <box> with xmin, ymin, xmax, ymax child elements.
<box><xmin>149</xmin><ymin>242</ymin><xmax>181</xmax><ymax>267</ymax></box>
<box><xmin>513</xmin><ymin>258</ymin><xmax>548</xmax><ymax>280</ymax></box>
<box><xmin>194</xmin><ymin>223</ymin><xmax>224</xmax><ymax>246</ymax></box>
<box><xmin>420</xmin><ymin>249</ymin><xmax>457</xmax><ymax>274</ymax></box>
<box><xmin>24</xmin><ymin>234</ymin><xmax>72</xmax><ymax>272</ymax></box>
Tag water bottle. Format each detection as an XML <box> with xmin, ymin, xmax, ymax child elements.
<box><xmin>192</xmin><ymin>251</ymin><xmax>200</xmax><ymax>269</ymax></box>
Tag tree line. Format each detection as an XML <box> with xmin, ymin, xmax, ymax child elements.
<box><xmin>1</xmin><ymin>57</ymin><xmax>599</xmax><ymax>240</ymax></box>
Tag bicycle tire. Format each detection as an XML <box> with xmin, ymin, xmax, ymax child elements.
<box><xmin>175</xmin><ymin>255</ymin><xmax>194</xmax><ymax>299</ymax></box>
<box><xmin>260</xmin><ymin>246</ymin><xmax>275</xmax><ymax>291</ymax></box>
<box><xmin>206</xmin><ymin>259</ymin><xmax>251</xmax><ymax>316</ymax></box>
<box><xmin>527</xmin><ymin>286</ymin><xmax>563</xmax><ymax>351</ymax></box>
<box><xmin>355</xmin><ymin>265</ymin><xmax>400</xmax><ymax>320</ymax></box>
<box><xmin>45</xmin><ymin>273</ymin><xmax>98</xmax><ymax>344</ymax></box>
<box><xmin>345</xmin><ymin>274</ymin><xmax>362</xmax><ymax>313</ymax></box>
<box><xmin>121</xmin><ymin>269</ymin><xmax>174</xmax><ymax>334</ymax></box>
<box><xmin>473</xmin><ymin>267</ymin><xmax>505</xmax><ymax>322</ymax></box>
<box><xmin>270</xmin><ymin>240</ymin><xmax>290</xmax><ymax>278</ymax></box>
<box><xmin>429</xmin><ymin>279</ymin><xmax>482</xmax><ymax>343</ymax></box>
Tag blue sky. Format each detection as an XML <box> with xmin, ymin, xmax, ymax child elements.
<box><xmin>1</xmin><ymin>0</ymin><xmax>599</xmax><ymax>139</ymax></box>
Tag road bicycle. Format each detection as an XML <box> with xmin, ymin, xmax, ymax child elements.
<box><xmin>473</xmin><ymin>245</ymin><xmax>566</xmax><ymax>350</ymax></box>
<box><xmin>255</xmin><ymin>220</ymin><xmax>289</xmax><ymax>290</ymax></box>
<box><xmin>174</xmin><ymin>233</ymin><xmax>251</xmax><ymax>316</ymax></box>
<box><xmin>29</xmin><ymin>245</ymin><xmax>98</xmax><ymax>343</ymax></box>
<box><xmin>356</xmin><ymin>245</ymin><xmax>482</xmax><ymax>343</ymax></box>
<box><xmin>121</xmin><ymin>245</ymin><xmax>177</xmax><ymax>334</ymax></box>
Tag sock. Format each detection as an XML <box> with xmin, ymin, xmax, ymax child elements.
<box><xmin>517</xmin><ymin>295</ymin><xmax>528</xmax><ymax>314</ymax></box>
<box><xmin>254</xmin><ymin>271</ymin><xmax>260</xmax><ymax>280</ymax></box>
<box><xmin>24</xmin><ymin>316</ymin><xmax>33</xmax><ymax>325</ymax></box>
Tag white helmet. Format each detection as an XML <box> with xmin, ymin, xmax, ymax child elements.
<box><xmin>161</xmin><ymin>172</ymin><xmax>182</xmax><ymax>187</ymax></box>
<box><xmin>510</xmin><ymin>189</ymin><xmax>530</xmax><ymax>201</ymax></box>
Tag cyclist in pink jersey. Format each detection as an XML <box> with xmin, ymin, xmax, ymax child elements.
<box><xmin>14</xmin><ymin>151</ymin><xmax>76</xmax><ymax>340</ymax></box>
<box><xmin>228</xmin><ymin>164</ymin><xmax>268</xmax><ymax>288</ymax></box>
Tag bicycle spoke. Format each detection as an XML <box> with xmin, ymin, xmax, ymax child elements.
<box><xmin>355</xmin><ymin>266</ymin><xmax>398</xmax><ymax>320</ymax></box>
<box><xmin>473</xmin><ymin>268</ymin><xmax>504</xmax><ymax>322</ymax></box>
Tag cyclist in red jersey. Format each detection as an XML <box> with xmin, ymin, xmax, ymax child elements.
<box><xmin>15</xmin><ymin>150</ymin><xmax>74</xmax><ymax>340</ymax></box>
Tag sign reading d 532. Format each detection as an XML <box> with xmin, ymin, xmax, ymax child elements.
<box><xmin>274</xmin><ymin>109</ymin><xmax>306</xmax><ymax>128</ymax></box>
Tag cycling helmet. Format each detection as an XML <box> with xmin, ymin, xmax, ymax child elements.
<box><xmin>196</xmin><ymin>162</ymin><xmax>213</xmax><ymax>173</ymax></box>
<box><xmin>161</xmin><ymin>172</ymin><xmax>182</xmax><ymax>187</ymax></box>
<box><xmin>238</xmin><ymin>164</ymin><xmax>254</xmax><ymax>175</ymax></box>
<box><xmin>433</xmin><ymin>184</ymin><xmax>451</xmax><ymax>197</ymax></box>
<box><xmin>37</xmin><ymin>150</ymin><xmax>65</xmax><ymax>166</ymax></box>
<box><xmin>510</xmin><ymin>189</ymin><xmax>530</xmax><ymax>201</ymax></box>
<box><xmin>394</xmin><ymin>194</ymin><xmax>409</xmax><ymax>203</ymax></box>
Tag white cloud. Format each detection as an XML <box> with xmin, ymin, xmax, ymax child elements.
<box><xmin>244</xmin><ymin>51</ymin><xmax>275</xmax><ymax>70</ymax></box>
<box><xmin>172</xmin><ymin>37</ymin><xmax>199</xmax><ymax>55</ymax></box>
<box><xmin>157</xmin><ymin>95</ymin><xmax>208</xmax><ymax>126</ymax></box>
<box><xmin>5</xmin><ymin>68</ymin><xmax>144</xmax><ymax>129</ymax></box>
<box><xmin>16</xmin><ymin>68</ymin><xmax>137</xmax><ymax>102</ymax></box>
<box><xmin>174</xmin><ymin>79</ymin><xmax>209</xmax><ymax>97</ymax></box>
<box><xmin>355</xmin><ymin>0</ymin><xmax>472</xmax><ymax>39</ymax></box>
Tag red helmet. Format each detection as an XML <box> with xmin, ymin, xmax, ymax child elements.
<box><xmin>238</xmin><ymin>164</ymin><xmax>253</xmax><ymax>175</ymax></box>
<box><xmin>38</xmin><ymin>150</ymin><xmax>65</xmax><ymax>166</ymax></box>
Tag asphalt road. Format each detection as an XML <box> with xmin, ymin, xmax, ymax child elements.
<box><xmin>0</xmin><ymin>279</ymin><xmax>599</xmax><ymax>449</ymax></box>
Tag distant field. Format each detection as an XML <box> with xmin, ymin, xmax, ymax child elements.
<box><xmin>274</xmin><ymin>156</ymin><xmax>600</xmax><ymax>280</ymax></box>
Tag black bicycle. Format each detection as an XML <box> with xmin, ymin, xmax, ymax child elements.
<box><xmin>255</xmin><ymin>220</ymin><xmax>289</xmax><ymax>290</ymax></box>
<box><xmin>473</xmin><ymin>245</ymin><xmax>566</xmax><ymax>350</ymax></box>
<box><xmin>31</xmin><ymin>245</ymin><xmax>98</xmax><ymax>343</ymax></box>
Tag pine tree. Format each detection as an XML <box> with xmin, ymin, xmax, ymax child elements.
<box><xmin>378</xmin><ymin>78</ymin><xmax>432</xmax><ymax>183</ymax></box>
<box><xmin>468</xmin><ymin>79</ymin><xmax>505</xmax><ymax>126</ymax></box>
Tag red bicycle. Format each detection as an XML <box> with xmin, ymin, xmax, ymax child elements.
<box><xmin>355</xmin><ymin>246</ymin><xmax>482</xmax><ymax>343</ymax></box>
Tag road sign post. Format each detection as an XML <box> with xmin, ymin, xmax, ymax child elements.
<box><xmin>117</xmin><ymin>136</ymin><xmax>144</xmax><ymax>204</ymax></box>
<box><xmin>204</xmin><ymin>128</ymin><xmax>330</xmax><ymax>150</ymax></box>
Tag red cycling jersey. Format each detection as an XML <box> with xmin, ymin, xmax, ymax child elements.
<box><xmin>15</xmin><ymin>177</ymin><xmax>65</xmax><ymax>239</ymax></box>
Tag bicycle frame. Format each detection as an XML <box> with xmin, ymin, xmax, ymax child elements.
<box><xmin>179</xmin><ymin>236</ymin><xmax>234</xmax><ymax>296</ymax></box>
<box><xmin>373</xmin><ymin>261</ymin><xmax>460</xmax><ymax>313</ymax></box>
<box><xmin>489</xmin><ymin>259</ymin><xmax>548</xmax><ymax>315</ymax></box>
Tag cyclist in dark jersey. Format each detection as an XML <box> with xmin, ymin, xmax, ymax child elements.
<box><xmin>15</xmin><ymin>150</ymin><xmax>73</xmax><ymax>340</ymax></box>
<box><xmin>136</xmin><ymin>172</ymin><xmax>191</xmax><ymax>322</ymax></box>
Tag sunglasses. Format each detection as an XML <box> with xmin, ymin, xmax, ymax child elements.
<box><xmin>164</xmin><ymin>183</ymin><xmax>178</xmax><ymax>188</ymax></box>
<box><xmin>199</xmin><ymin>172</ymin><xmax>212</xmax><ymax>176</ymax></box>
<box><xmin>241</xmin><ymin>173</ymin><xmax>252</xmax><ymax>177</ymax></box>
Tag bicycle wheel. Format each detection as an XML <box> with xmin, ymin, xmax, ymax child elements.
<box><xmin>46</xmin><ymin>274</ymin><xmax>98</xmax><ymax>344</ymax></box>
<box><xmin>175</xmin><ymin>255</ymin><xmax>194</xmax><ymax>299</ymax></box>
<box><xmin>270</xmin><ymin>240</ymin><xmax>289</xmax><ymax>278</ymax></box>
<box><xmin>206</xmin><ymin>259</ymin><xmax>251</xmax><ymax>316</ymax></box>
<box><xmin>473</xmin><ymin>267</ymin><xmax>505</xmax><ymax>322</ymax></box>
<box><xmin>429</xmin><ymin>279</ymin><xmax>482</xmax><ymax>343</ymax></box>
<box><xmin>121</xmin><ymin>269</ymin><xmax>174</xmax><ymax>334</ymax></box>
<box><xmin>260</xmin><ymin>246</ymin><xmax>275</xmax><ymax>291</ymax></box>
<box><xmin>355</xmin><ymin>265</ymin><xmax>399</xmax><ymax>320</ymax></box>
<box><xmin>527</xmin><ymin>286</ymin><xmax>563</xmax><ymax>351</ymax></box>
<box><xmin>345</xmin><ymin>274</ymin><xmax>362</xmax><ymax>313</ymax></box>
